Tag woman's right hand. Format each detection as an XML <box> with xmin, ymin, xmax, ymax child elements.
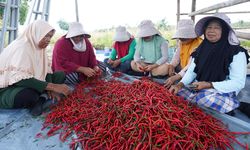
<box><xmin>78</xmin><ymin>66</ymin><xmax>96</xmax><ymax>77</ymax></box>
<box><xmin>136</xmin><ymin>62</ymin><xmax>145</xmax><ymax>72</ymax></box>
<box><xmin>107</xmin><ymin>59</ymin><xmax>114</xmax><ymax>65</ymax></box>
<box><xmin>168</xmin><ymin>82</ymin><xmax>184</xmax><ymax>95</ymax></box>
<box><xmin>164</xmin><ymin>74</ymin><xmax>182</xmax><ymax>89</ymax></box>
<box><xmin>167</xmin><ymin>64</ymin><xmax>175</xmax><ymax>76</ymax></box>
<box><xmin>46</xmin><ymin>83</ymin><xmax>71</xmax><ymax>97</ymax></box>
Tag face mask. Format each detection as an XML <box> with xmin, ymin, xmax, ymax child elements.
<box><xmin>70</xmin><ymin>38</ymin><xmax>86</xmax><ymax>52</ymax></box>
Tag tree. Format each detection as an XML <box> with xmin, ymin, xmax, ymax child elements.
<box><xmin>58</xmin><ymin>19</ymin><xmax>69</xmax><ymax>31</ymax></box>
<box><xmin>156</xmin><ymin>18</ymin><xmax>170</xmax><ymax>30</ymax></box>
<box><xmin>19</xmin><ymin>0</ymin><xmax>29</xmax><ymax>25</ymax></box>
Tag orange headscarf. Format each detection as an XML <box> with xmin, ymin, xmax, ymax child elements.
<box><xmin>179</xmin><ymin>37</ymin><xmax>202</xmax><ymax>68</ymax></box>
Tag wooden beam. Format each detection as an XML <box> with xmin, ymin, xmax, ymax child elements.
<box><xmin>180</xmin><ymin>11</ymin><xmax>250</xmax><ymax>16</ymax></box>
<box><xmin>189</xmin><ymin>0</ymin><xmax>250</xmax><ymax>16</ymax></box>
<box><xmin>236</xmin><ymin>31</ymin><xmax>250</xmax><ymax>40</ymax></box>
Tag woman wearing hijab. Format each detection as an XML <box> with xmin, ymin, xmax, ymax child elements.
<box><xmin>130</xmin><ymin>20</ymin><xmax>169</xmax><ymax>76</ymax></box>
<box><xmin>162</xmin><ymin>19</ymin><xmax>202</xmax><ymax>88</ymax></box>
<box><xmin>0</xmin><ymin>20</ymin><xmax>71</xmax><ymax>116</ymax></box>
<box><xmin>52</xmin><ymin>22</ymin><xmax>101</xmax><ymax>86</ymax></box>
<box><xmin>104</xmin><ymin>26</ymin><xmax>136</xmax><ymax>73</ymax></box>
<box><xmin>169</xmin><ymin>13</ymin><xmax>249</xmax><ymax>114</ymax></box>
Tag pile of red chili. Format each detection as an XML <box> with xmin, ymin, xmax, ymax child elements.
<box><xmin>41</xmin><ymin>77</ymin><xmax>249</xmax><ymax>150</ymax></box>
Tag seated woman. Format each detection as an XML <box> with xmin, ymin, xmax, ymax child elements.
<box><xmin>130</xmin><ymin>20</ymin><xmax>169</xmax><ymax>76</ymax></box>
<box><xmin>169</xmin><ymin>13</ymin><xmax>249</xmax><ymax>114</ymax></box>
<box><xmin>0</xmin><ymin>20</ymin><xmax>71</xmax><ymax>116</ymax></box>
<box><xmin>104</xmin><ymin>26</ymin><xmax>136</xmax><ymax>73</ymax></box>
<box><xmin>163</xmin><ymin>19</ymin><xmax>202</xmax><ymax>88</ymax></box>
<box><xmin>52</xmin><ymin>22</ymin><xmax>101</xmax><ymax>85</ymax></box>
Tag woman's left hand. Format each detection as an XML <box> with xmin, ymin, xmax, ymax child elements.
<box><xmin>144</xmin><ymin>64</ymin><xmax>158</xmax><ymax>72</ymax></box>
<box><xmin>192</xmin><ymin>81</ymin><xmax>213</xmax><ymax>90</ymax></box>
<box><xmin>94</xmin><ymin>66</ymin><xmax>102</xmax><ymax>76</ymax></box>
<box><xmin>111</xmin><ymin>59</ymin><xmax>121</xmax><ymax>68</ymax></box>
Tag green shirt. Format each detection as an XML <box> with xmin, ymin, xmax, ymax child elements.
<box><xmin>0</xmin><ymin>72</ymin><xmax>65</xmax><ymax>108</ymax></box>
<box><xmin>137</xmin><ymin>35</ymin><xmax>165</xmax><ymax>63</ymax></box>
<box><xmin>109</xmin><ymin>39</ymin><xmax>136</xmax><ymax>62</ymax></box>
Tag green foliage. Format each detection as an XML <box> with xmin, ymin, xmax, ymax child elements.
<box><xmin>156</xmin><ymin>18</ymin><xmax>171</xmax><ymax>30</ymax></box>
<box><xmin>90</xmin><ymin>30</ymin><xmax>114</xmax><ymax>50</ymax></box>
<box><xmin>0</xmin><ymin>0</ymin><xmax>29</xmax><ymax>25</ymax></box>
<box><xmin>241</xmin><ymin>40</ymin><xmax>250</xmax><ymax>49</ymax></box>
<box><xmin>58</xmin><ymin>19</ymin><xmax>69</xmax><ymax>31</ymax></box>
<box><xmin>0</xmin><ymin>0</ymin><xmax>6</xmax><ymax>19</ymax></box>
<box><xmin>19</xmin><ymin>0</ymin><xmax>29</xmax><ymax>25</ymax></box>
<box><xmin>232</xmin><ymin>20</ymin><xmax>250</xmax><ymax>28</ymax></box>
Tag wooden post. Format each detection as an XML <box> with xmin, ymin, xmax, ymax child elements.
<box><xmin>75</xmin><ymin>0</ymin><xmax>79</xmax><ymax>22</ymax></box>
<box><xmin>177</xmin><ymin>0</ymin><xmax>180</xmax><ymax>23</ymax></box>
<box><xmin>191</xmin><ymin>0</ymin><xmax>196</xmax><ymax>22</ymax></box>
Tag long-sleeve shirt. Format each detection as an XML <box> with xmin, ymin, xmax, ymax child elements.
<box><xmin>180</xmin><ymin>52</ymin><xmax>247</xmax><ymax>95</ymax></box>
<box><xmin>109</xmin><ymin>39</ymin><xmax>136</xmax><ymax>62</ymax></box>
<box><xmin>134</xmin><ymin>40</ymin><xmax>168</xmax><ymax>65</ymax></box>
<box><xmin>52</xmin><ymin>36</ymin><xmax>98</xmax><ymax>74</ymax></box>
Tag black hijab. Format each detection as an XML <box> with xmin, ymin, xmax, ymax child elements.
<box><xmin>192</xmin><ymin>19</ymin><xmax>249</xmax><ymax>82</ymax></box>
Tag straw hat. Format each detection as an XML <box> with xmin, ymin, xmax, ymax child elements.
<box><xmin>113</xmin><ymin>26</ymin><xmax>131</xmax><ymax>42</ymax></box>
<box><xmin>195</xmin><ymin>13</ymin><xmax>239</xmax><ymax>45</ymax></box>
<box><xmin>136</xmin><ymin>20</ymin><xmax>161</xmax><ymax>38</ymax></box>
<box><xmin>172</xmin><ymin>19</ymin><xmax>197</xmax><ymax>39</ymax></box>
<box><xmin>66</xmin><ymin>22</ymin><xmax>91</xmax><ymax>38</ymax></box>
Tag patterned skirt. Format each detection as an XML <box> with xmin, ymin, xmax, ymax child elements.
<box><xmin>177</xmin><ymin>88</ymin><xmax>239</xmax><ymax>113</ymax></box>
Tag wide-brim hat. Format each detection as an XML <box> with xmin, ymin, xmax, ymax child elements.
<box><xmin>113</xmin><ymin>26</ymin><xmax>131</xmax><ymax>42</ymax></box>
<box><xmin>172</xmin><ymin>19</ymin><xmax>197</xmax><ymax>39</ymax></box>
<box><xmin>66</xmin><ymin>22</ymin><xmax>91</xmax><ymax>38</ymax></box>
<box><xmin>195</xmin><ymin>13</ymin><xmax>239</xmax><ymax>45</ymax></box>
<box><xmin>136</xmin><ymin>20</ymin><xmax>161</xmax><ymax>38</ymax></box>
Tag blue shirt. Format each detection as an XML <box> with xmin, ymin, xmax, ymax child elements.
<box><xmin>180</xmin><ymin>52</ymin><xmax>247</xmax><ymax>95</ymax></box>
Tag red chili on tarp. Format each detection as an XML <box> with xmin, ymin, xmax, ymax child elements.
<box><xmin>41</xmin><ymin>78</ymin><xmax>250</xmax><ymax>150</ymax></box>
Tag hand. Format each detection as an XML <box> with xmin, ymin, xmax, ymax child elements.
<box><xmin>167</xmin><ymin>64</ymin><xmax>175</xmax><ymax>76</ymax></box>
<box><xmin>107</xmin><ymin>59</ymin><xmax>114</xmax><ymax>65</ymax></box>
<box><xmin>47</xmin><ymin>83</ymin><xmax>71</xmax><ymax>97</ymax></box>
<box><xmin>136</xmin><ymin>62</ymin><xmax>145</xmax><ymax>72</ymax></box>
<box><xmin>191</xmin><ymin>81</ymin><xmax>213</xmax><ymax>90</ymax></box>
<box><xmin>164</xmin><ymin>74</ymin><xmax>182</xmax><ymax>89</ymax></box>
<box><xmin>111</xmin><ymin>59</ymin><xmax>121</xmax><ymax>68</ymax></box>
<box><xmin>93</xmin><ymin>66</ymin><xmax>102</xmax><ymax>76</ymax></box>
<box><xmin>78</xmin><ymin>67</ymin><xmax>96</xmax><ymax>77</ymax></box>
<box><xmin>144</xmin><ymin>64</ymin><xmax>158</xmax><ymax>72</ymax></box>
<box><xmin>48</xmin><ymin>91</ymin><xmax>62</xmax><ymax>101</ymax></box>
<box><xmin>169</xmin><ymin>82</ymin><xmax>183</xmax><ymax>95</ymax></box>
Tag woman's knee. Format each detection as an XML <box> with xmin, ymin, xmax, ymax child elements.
<box><xmin>53</xmin><ymin>71</ymin><xmax>66</xmax><ymax>84</ymax></box>
<box><xmin>14</xmin><ymin>88</ymin><xmax>40</xmax><ymax>108</ymax></box>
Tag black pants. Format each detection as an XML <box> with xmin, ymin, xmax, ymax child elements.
<box><xmin>13</xmin><ymin>88</ymin><xmax>41</xmax><ymax>108</ymax></box>
<box><xmin>238</xmin><ymin>102</ymin><xmax>250</xmax><ymax>118</ymax></box>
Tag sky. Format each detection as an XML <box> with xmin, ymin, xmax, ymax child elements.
<box><xmin>28</xmin><ymin>0</ymin><xmax>250</xmax><ymax>32</ymax></box>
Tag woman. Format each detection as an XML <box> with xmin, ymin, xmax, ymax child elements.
<box><xmin>52</xmin><ymin>22</ymin><xmax>101</xmax><ymax>85</ymax></box>
<box><xmin>104</xmin><ymin>26</ymin><xmax>136</xmax><ymax>73</ymax></box>
<box><xmin>0</xmin><ymin>20</ymin><xmax>71</xmax><ymax>116</ymax></box>
<box><xmin>163</xmin><ymin>19</ymin><xmax>202</xmax><ymax>88</ymax></box>
<box><xmin>169</xmin><ymin>13</ymin><xmax>249</xmax><ymax>113</ymax></box>
<box><xmin>130</xmin><ymin>20</ymin><xmax>169</xmax><ymax>76</ymax></box>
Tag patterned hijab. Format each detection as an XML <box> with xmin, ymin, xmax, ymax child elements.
<box><xmin>0</xmin><ymin>20</ymin><xmax>54</xmax><ymax>88</ymax></box>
